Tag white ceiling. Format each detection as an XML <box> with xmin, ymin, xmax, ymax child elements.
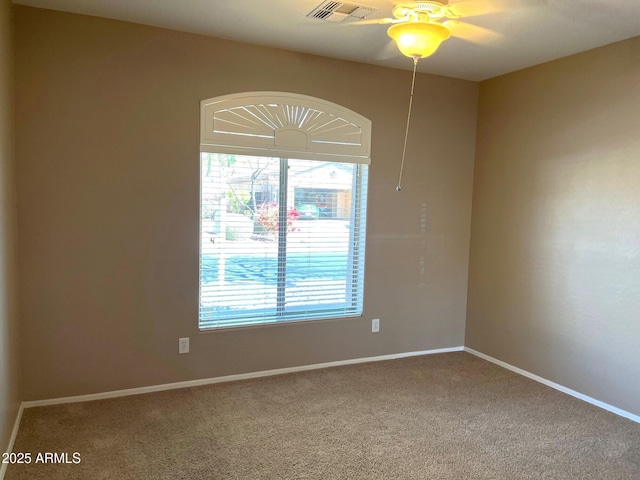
<box><xmin>13</xmin><ymin>0</ymin><xmax>640</xmax><ymax>81</ymax></box>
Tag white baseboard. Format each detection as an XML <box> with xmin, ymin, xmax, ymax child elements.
<box><xmin>464</xmin><ymin>347</ymin><xmax>640</xmax><ymax>424</ymax></box>
<box><xmin>24</xmin><ymin>346</ymin><xmax>464</xmax><ymax>408</ymax></box>
<box><xmin>0</xmin><ymin>402</ymin><xmax>25</xmax><ymax>480</ymax></box>
<box><xmin>19</xmin><ymin>346</ymin><xmax>640</xmax><ymax>425</ymax></box>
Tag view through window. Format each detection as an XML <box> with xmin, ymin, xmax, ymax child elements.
<box><xmin>199</xmin><ymin>153</ymin><xmax>368</xmax><ymax>329</ymax></box>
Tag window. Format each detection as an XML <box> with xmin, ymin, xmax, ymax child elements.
<box><xmin>199</xmin><ymin>92</ymin><xmax>371</xmax><ymax>329</ymax></box>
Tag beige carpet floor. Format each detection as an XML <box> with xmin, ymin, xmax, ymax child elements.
<box><xmin>6</xmin><ymin>352</ymin><xmax>640</xmax><ymax>479</ymax></box>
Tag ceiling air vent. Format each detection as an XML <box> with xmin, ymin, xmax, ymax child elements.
<box><xmin>307</xmin><ymin>1</ymin><xmax>377</xmax><ymax>23</ymax></box>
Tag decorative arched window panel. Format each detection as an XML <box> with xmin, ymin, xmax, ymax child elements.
<box><xmin>200</xmin><ymin>92</ymin><xmax>371</xmax><ymax>163</ymax></box>
<box><xmin>199</xmin><ymin>92</ymin><xmax>371</xmax><ymax>330</ymax></box>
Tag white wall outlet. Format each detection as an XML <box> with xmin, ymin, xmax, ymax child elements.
<box><xmin>179</xmin><ymin>337</ymin><xmax>190</xmax><ymax>354</ymax></box>
<box><xmin>371</xmin><ymin>318</ymin><xmax>380</xmax><ymax>333</ymax></box>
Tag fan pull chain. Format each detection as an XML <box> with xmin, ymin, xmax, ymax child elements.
<box><xmin>396</xmin><ymin>56</ymin><xmax>419</xmax><ymax>192</ymax></box>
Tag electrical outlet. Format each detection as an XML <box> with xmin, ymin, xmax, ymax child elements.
<box><xmin>371</xmin><ymin>318</ymin><xmax>380</xmax><ymax>333</ymax></box>
<box><xmin>179</xmin><ymin>337</ymin><xmax>190</xmax><ymax>354</ymax></box>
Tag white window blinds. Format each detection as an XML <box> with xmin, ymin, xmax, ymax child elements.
<box><xmin>199</xmin><ymin>154</ymin><xmax>368</xmax><ymax>329</ymax></box>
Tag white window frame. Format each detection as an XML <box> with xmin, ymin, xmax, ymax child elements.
<box><xmin>199</xmin><ymin>92</ymin><xmax>371</xmax><ymax>330</ymax></box>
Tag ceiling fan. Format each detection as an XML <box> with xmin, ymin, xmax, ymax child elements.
<box><xmin>356</xmin><ymin>1</ymin><xmax>507</xmax><ymax>190</ymax></box>
<box><xmin>354</xmin><ymin>1</ymin><xmax>506</xmax><ymax>57</ymax></box>
<box><xmin>310</xmin><ymin>0</ymin><xmax>537</xmax><ymax>189</ymax></box>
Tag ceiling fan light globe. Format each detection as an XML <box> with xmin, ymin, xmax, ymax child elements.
<box><xmin>387</xmin><ymin>22</ymin><xmax>451</xmax><ymax>59</ymax></box>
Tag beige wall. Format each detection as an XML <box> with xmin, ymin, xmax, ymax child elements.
<box><xmin>0</xmin><ymin>0</ymin><xmax>21</xmax><ymax>453</ymax></box>
<box><xmin>15</xmin><ymin>7</ymin><xmax>477</xmax><ymax>400</ymax></box>
<box><xmin>467</xmin><ymin>37</ymin><xmax>640</xmax><ymax>416</ymax></box>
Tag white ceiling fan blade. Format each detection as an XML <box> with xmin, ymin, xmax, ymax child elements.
<box><xmin>348</xmin><ymin>17</ymin><xmax>401</xmax><ymax>26</ymax></box>
<box><xmin>444</xmin><ymin>20</ymin><xmax>505</xmax><ymax>46</ymax></box>
<box><xmin>445</xmin><ymin>0</ymin><xmax>541</xmax><ymax>19</ymax></box>
<box><xmin>445</xmin><ymin>0</ymin><xmax>508</xmax><ymax>18</ymax></box>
